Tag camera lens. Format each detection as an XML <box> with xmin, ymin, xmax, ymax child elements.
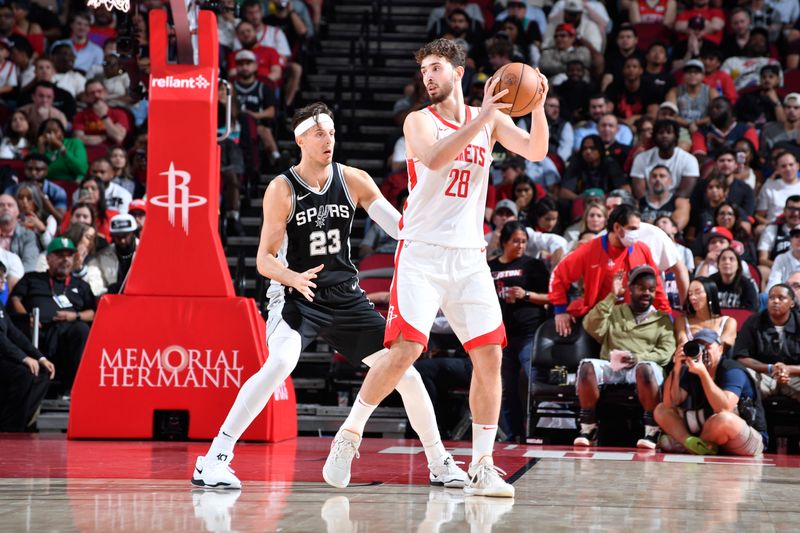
<box><xmin>684</xmin><ymin>340</ymin><xmax>701</xmax><ymax>358</ymax></box>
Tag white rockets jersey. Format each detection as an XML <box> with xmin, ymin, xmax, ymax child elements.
<box><xmin>399</xmin><ymin>105</ymin><xmax>494</xmax><ymax>248</ymax></box>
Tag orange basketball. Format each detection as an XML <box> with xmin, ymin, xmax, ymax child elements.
<box><xmin>492</xmin><ymin>63</ymin><xmax>544</xmax><ymax>117</ymax></box>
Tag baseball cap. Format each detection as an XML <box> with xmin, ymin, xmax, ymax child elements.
<box><xmin>494</xmin><ymin>199</ymin><xmax>519</xmax><ymax>217</ymax></box>
<box><xmin>683</xmin><ymin>59</ymin><xmax>705</xmax><ymax>73</ymax></box>
<box><xmin>784</xmin><ymin>92</ymin><xmax>800</xmax><ymax>106</ymax></box>
<box><xmin>128</xmin><ymin>199</ymin><xmax>147</xmax><ymax>214</ymax></box>
<box><xmin>628</xmin><ymin>265</ymin><xmax>656</xmax><ymax>285</ymax></box>
<box><xmin>659</xmin><ymin>101</ymin><xmax>679</xmax><ymax>114</ymax></box>
<box><xmin>109</xmin><ymin>213</ymin><xmax>138</xmax><ymax>234</ymax></box>
<box><xmin>235</xmin><ymin>49</ymin><xmax>257</xmax><ymax>63</ymax></box>
<box><xmin>507</xmin><ymin>0</ymin><xmax>526</xmax><ymax>6</ymax></box>
<box><xmin>556</xmin><ymin>23</ymin><xmax>577</xmax><ymax>36</ymax></box>
<box><xmin>760</xmin><ymin>63</ymin><xmax>781</xmax><ymax>76</ymax></box>
<box><xmin>583</xmin><ymin>188</ymin><xmax>605</xmax><ymax>200</ymax></box>
<box><xmin>693</xmin><ymin>328</ymin><xmax>720</xmax><ymax>345</ymax></box>
<box><xmin>564</xmin><ymin>0</ymin><xmax>581</xmax><ymax>13</ymax></box>
<box><xmin>47</xmin><ymin>237</ymin><xmax>76</xmax><ymax>255</ymax></box>
<box><xmin>706</xmin><ymin>226</ymin><xmax>733</xmax><ymax>243</ymax></box>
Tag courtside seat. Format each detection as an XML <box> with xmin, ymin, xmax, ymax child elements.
<box><xmin>527</xmin><ymin>318</ymin><xmax>600</xmax><ymax>442</ymax></box>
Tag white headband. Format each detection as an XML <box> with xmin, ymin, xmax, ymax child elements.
<box><xmin>294</xmin><ymin>114</ymin><xmax>335</xmax><ymax>137</ymax></box>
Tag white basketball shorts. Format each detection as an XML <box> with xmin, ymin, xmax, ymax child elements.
<box><xmin>384</xmin><ymin>240</ymin><xmax>506</xmax><ymax>352</ymax></box>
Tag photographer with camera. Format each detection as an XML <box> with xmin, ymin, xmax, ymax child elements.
<box><xmin>574</xmin><ymin>266</ymin><xmax>675</xmax><ymax>448</ymax></box>
<box><xmin>655</xmin><ymin>328</ymin><xmax>767</xmax><ymax>456</ymax></box>
<box><xmin>734</xmin><ymin>283</ymin><xmax>800</xmax><ymax>402</ymax></box>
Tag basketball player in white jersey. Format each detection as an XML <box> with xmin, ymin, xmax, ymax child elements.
<box><xmin>191</xmin><ymin>102</ymin><xmax>468</xmax><ymax>490</ymax></box>
<box><xmin>323</xmin><ymin>39</ymin><xmax>549</xmax><ymax>497</ymax></box>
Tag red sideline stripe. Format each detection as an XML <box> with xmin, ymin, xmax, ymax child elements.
<box><xmin>463</xmin><ymin>323</ymin><xmax>507</xmax><ymax>352</ymax></box>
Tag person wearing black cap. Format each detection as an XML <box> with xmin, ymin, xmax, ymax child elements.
<box><xmin>88</xmin><ymin>213</ymin><xmax>138</xmax><ymax>295</ymax></box>
<box><xmin>656</xmin><ymin>328</ymin><xmax>768</xmax><ymax>456</ymax></box>
<box><xmin>0</xmin><ymin>259</ymin><xmax>54</xmax><ymax>431</ymax></box>
<box><xmin>9</xmin><ymin>237</ymin><xmax>95</xmax><ymax>398</ymax></box>
<box><xmin>576</xmin><ymin>266</ymin><xmax>675</xmax><ymax>448</ymax></box>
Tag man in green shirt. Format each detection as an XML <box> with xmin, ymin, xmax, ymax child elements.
<box><xmin>575</xmin><ymin>265</ymin><xmax>675</xmax><ymax>449</ymax></box>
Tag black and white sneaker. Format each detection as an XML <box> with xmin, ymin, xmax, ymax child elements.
<box><xmin>191</xmin><ymin>453</ymin><xmax>241</xmax><ymax>489</ymax></box>
<box><xmin>637</xmin><ymin>425</ymin><xmax>661</xmax><ymax>450</ymax></box>
<box><xmin>573</xmin><ymin>426</ymin><xmax>598</xmax><ymax>447</ymax></box>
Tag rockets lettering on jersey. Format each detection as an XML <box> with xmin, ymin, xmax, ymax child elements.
<box><xmin>399</xmin><ymin>105</ymin><xmax>494</xmax><ymax>249</ymax></box>
<box><xmin>454</xmin><ymin>144</ymin><xmax>488</xmax><ymax>167</ymax></box>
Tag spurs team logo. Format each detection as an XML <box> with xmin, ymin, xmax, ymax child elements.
<box><xmin>315</xmin><ymin>205</ymin><xmax>328</xmax><ymax>228</ymax></box>
<box><xmin>151</xmin><ymin>162</ymin><xmax>208</xmax><ymax>235</ymax></box>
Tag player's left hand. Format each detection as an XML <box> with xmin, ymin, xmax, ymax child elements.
<box><xmin>477</xmin><ymin>76</ymin><xmax>512</xmax><ymax>122</ymax></box>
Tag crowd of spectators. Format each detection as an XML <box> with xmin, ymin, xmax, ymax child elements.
<box><xmin>365</xmin><ymin>0</ymin><xmax>800</xmax><ymax>452</ymax></box>
<box><xmin>0</xmin><ymin>0</ymin><xmax>317</xmax><ymax>428</ymax></box>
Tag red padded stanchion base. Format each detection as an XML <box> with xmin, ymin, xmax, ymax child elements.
<box><xmin>67</xmin><ymin>295</ymin><xmax>296</xmax><ymax>441</ymax></box>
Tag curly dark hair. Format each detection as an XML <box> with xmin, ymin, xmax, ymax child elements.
<box><xmin>414</xmin><ymin>38</ymin><xmax>466</xmax><ymax>68</ymax></box>
<box><xmin>291</xmin><ymin>102</ymin><xmax>334</xmax><ymax>131</ymax></box>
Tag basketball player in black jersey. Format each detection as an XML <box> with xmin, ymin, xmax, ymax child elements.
<box><xmin>191</xmin><ymin>102</ymin><xmax>468</xmax><ymax>489</ymax></box>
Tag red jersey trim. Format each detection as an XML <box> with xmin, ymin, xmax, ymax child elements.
<box><xmin>463</xmin><ymin>323</ymin><xmax>507</xmax><ymax>351</ymax></box>
<box><xmin>427</xmin><ymin>106</ymin><xmax>472</xmax><ymax>130</ymax></box>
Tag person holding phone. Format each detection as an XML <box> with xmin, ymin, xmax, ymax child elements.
<box><xmin>575</xmin><ymin>265</ymin><xmax>676</xmax><ymax>449</ymax></box>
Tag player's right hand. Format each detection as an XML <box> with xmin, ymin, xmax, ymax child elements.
<box><xmin>478</xmin><ymin>76</ymin><xmax>512</xmax><ymax>121</ymax></box>
<box><xmin>554</xmin><ymin>312</ymin><xmax>574</xmax><ymax>337</ymax></box>
<box><xmin>292</xmin><ymin>264</ymin><xmax>323</xmax><ymax>302</ymax></box>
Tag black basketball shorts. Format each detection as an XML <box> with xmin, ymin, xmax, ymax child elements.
<box><xmin>267</xmin><ymin>276</ymin><xmax>387</xmax><ymax>365</ymax></box>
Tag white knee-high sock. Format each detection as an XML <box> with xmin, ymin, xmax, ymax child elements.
<box><xmin>207</xmin><ymin>321</ymin><xmax>302</xmax><ymax>459</ymax></box>
<box><xmin>395</xmin><ymin>366</ymin><xmax>447</xmax><ymax>464</ymax></box>
<box><xmin>341</xmin><ymin>394</ymin><xmax>377</xmax><ymax>436</ymax></box>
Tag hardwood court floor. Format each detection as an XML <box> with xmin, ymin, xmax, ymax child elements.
<box><xmin>0</xmin><ymin>434</ymin><xmax>798</xmax><ymax>532</ymax></box>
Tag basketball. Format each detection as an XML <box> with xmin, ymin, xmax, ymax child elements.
<box><xmin>492</xmin><ymin>63</ymin><xmax>545</xmax><ymax>117</ymax></box>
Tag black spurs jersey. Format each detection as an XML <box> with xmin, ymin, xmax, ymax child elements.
<box><xmin>271</xmin><ymin>163</ymin><xmax>358</xmax><ymax>295</ymax></box>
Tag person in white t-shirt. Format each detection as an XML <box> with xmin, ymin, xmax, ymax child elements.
<box><xmin>0</xmin><ymin>248</ymin><xmax>24</xmax><ymax>292</ymax></box>
<box><xmin>630</xmin><ymin>119</ymin><xmax>700</xmax><ymax>200</ymax></box>
<box><xmin>604</xmin><ymin>191</ymin><xmax>690</xmax><ymax>305</ymax></box>
<box><xmin>756</xmin><ymin>151</ymin><xmax>800</xmax><ymax>226</ymax></box>
<box><xmin>767</xmin><ymin>225</ymin><xmax>800</xmax><ymax>290</ymax></box>
<box><xmin>73</xmin><ymin>158</ymin><xmax>132</xmax><ymax>214</ymax></box>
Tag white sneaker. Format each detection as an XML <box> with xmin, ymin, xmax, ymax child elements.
<box><xmin>637</xmin><ymin>425</ymin><xmax>661</xmax><ymax>449</ymax></box>
<box><xmin>323</xmin><ymin>430</ymin><xmax>361</xmax><ymax>488</ymax></box>
<box><xmin>191</xmin><ymin>453</ymin><xmax>242</xmax><ymax>489</ymax></box>
<box><xmin>321</xmin><ymin>495</ymin><xmax>355</xmax><ymax>533</ymax></box>
<box><xmin>429</xmin><ymin>453</ymin><xmax>469</xmax><ymax>488</ymax></box>
<box><xmin>465</xmin><ymin>496</ymin><xmax>514</xmax><ymax>530</ymax></box>
<box><xmin>191</xmin><ymin>488</ymin><xmax>240</xmax><ymax>531</ymax></box>
<box><xmin>463</xmin><ymin>458</ymin><xmax>515</xmax><ymax>498</ymax></box>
